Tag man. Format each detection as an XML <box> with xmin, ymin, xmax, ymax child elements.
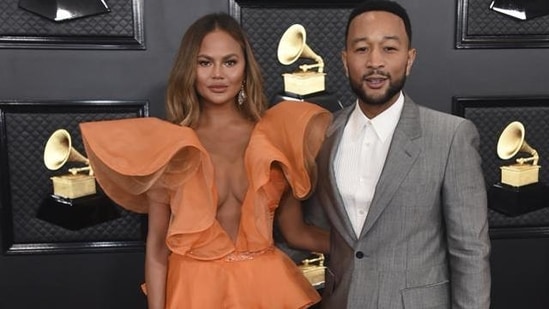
<box><xmin>311</xmin><ymin>1</ymin><xmax>491</xmax><ymax>308</ymax></box>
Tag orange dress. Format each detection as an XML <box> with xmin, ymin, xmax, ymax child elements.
<box><xmin>80</xmin><ymin>101</ymin><xmax>332</xmax><ymax>309</ymax></box>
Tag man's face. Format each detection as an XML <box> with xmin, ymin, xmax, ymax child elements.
<box><xmin>342</xmin><ymin>11</ymin><xmax>416</xmax><ymax>110</ymax></box>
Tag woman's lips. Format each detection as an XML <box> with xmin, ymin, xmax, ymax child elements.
<box><xmin>208</xmin><ymin>85</ymin><xmax>228</xmax><ymax>93</ymax></box>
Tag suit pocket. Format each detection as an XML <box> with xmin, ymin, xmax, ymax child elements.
<box><xmin>401</xmin><ymin>280</ymin><xmax>450</xmax><ymax>309</ymax></box>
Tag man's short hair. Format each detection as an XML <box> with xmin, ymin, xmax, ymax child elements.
<box><xmin>345</xmin><ymin>0</ymin><xmax>412</xmax><ymax>46</ymax></box>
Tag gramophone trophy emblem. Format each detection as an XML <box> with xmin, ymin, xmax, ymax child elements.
<box><xmin>38</xmin><ymin>129</ymin><xmax>119</xmax><ymax>230</ymax></box>
<box><xmin>298</xmin><ymin>252</ymin><xmax>326</xmax><ymax>288</ymax></box>
<box><xmin>496</xmin><ymin>121</ymin><xmax>540</xmax><ymax>187</ymax></box>
<box><xmin>43</xmin><ymin>128</ymin><xmax>96</xmax><ymax>199</ymax></box>
<box><xmin>489</xmin><ymin>121</ymin><xmax>547</xmax><ymax>217</ymax></box>
<box><xmin>277</xmin><ymin>24</ymin><xmax>326</xmax><ymax>96</ymax></box>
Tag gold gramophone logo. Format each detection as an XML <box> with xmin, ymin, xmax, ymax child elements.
<box><xmin>298</xmin><ymin>252</ymin><xmax>326</xmax><ymax>288</ymax></box>
<box><xmin>277</xmin><ymin>24</ymin><xmax>326</xmax><ymax>96</ymax></box>
<box><xmin>496</xmin><ymin>121</ymin><xmax>540</xmax><ymax>187</ymax></box>
<box><xmin>43</xmin><ymin>129</ymin><xmax>96</xmax><ymax>199</ymax></box>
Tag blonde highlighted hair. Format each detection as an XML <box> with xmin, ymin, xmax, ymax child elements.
<box><xmin>166</xmin><ymin>13</ymin><xmax>267</xmax><ymax>127</ymax></box>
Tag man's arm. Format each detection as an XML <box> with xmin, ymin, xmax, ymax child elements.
<box><xmin>442</xmin><ymin>119</ymin><xmax>491</xmax><ymax>309</ymax></box>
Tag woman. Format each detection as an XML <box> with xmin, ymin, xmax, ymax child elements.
<box><xmin>80</xmin><ymin>13</ymin><xmax>331</xmax><ymax>309</ymax></box>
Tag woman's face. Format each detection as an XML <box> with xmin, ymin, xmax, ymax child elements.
<box><xmin>195</xmin><ymin>30</ymin><xmax>246</xmax><ymax>108</ymax></box>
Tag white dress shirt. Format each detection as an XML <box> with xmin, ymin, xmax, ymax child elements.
<box><xmin>334</xmin><ymin>93</ymin><xmax>404</xmax><ymax>237</ymax></box>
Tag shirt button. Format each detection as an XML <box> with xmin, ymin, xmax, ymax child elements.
<box><xmin>355</xmin><ymin>251</ymin><xmax>364</xmax><ymax>259</ymax></box>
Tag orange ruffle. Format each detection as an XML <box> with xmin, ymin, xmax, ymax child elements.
<box><xmin>80</xmin><ymin>101</ymin><xmax>331</xmax><ymax>308</ymax></box>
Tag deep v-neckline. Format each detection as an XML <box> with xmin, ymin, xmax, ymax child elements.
<box><xmin>195</xmin><ymin>124</ymin><xmax>257</xmax><ymax>248</ymax></box>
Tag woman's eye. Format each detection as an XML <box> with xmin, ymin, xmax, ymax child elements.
<box><xmin>225</xmin><ymin>60</ymin><xmax>237</xmax><ymax>67</ymax></box>
<box><xmin>198</xmin><ymin>60</ymin><xmax>211</xmax><ymax>66</ymax></box>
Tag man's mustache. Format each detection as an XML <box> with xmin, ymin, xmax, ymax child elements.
<box><xmin>362</xmin><ymin>69</ymin><xmax>390</xmax><ymax>80</ymax></box>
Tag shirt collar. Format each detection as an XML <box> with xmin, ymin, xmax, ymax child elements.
<box><xmin>349</xmin><ymin>92</ymin><xmax>405</xmax><ymax>143</ymax></box>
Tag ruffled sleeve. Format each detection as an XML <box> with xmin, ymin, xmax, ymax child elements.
<box><xmin>79</xmin><ymin>117</ymin><xmax>208</xmax><ymax>214</ymax></box>
<box><xmin>248</xmin><ymin>101</ymin><xmax>332</xmax><ymax>199</ymax></box>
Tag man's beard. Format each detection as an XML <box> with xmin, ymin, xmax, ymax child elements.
<box><xmin>349</xmin><ymin>70</ymin><xmax>406</xmax><ymax>106</ymax></box>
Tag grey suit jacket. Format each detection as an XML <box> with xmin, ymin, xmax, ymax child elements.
<box><xmin>312</xmin><ymin>96</ymin><xmax>491</xmax><ymax>309</ymax></box>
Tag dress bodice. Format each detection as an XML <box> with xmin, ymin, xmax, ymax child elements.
<box><xmin>80</xmin><ymin>101</ymin><xmax>332</xmax><ymax>260</ymax></box>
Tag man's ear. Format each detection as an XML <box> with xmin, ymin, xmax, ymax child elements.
<box><xmin>405</xmin><ymin>48</ymin><xmax>416</xmax><ymax>76</ymax></box>
<box><xmin>341</xmin><ymin>50</ymin><xmax>349</xmax><ymax>77</ymax></box>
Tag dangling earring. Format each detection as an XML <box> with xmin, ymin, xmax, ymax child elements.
<box><xmin>237</xmin><ymin>84</ymin><xmax>246</xmax><ymax>106</ymax></box>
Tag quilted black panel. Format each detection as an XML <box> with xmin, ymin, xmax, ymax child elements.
<box><xmin>0</xmin><ymin>101</ymin><xmax>147</xmax><ymax>252</ymax></box>
<box><xmin>466</xmin><ymin>0</ymin><xmax>549</xmax><ymax>36</ymax></box>
<box><xmin>241</xmin><ymin>7</ymin><xmax>355</xmax><ymax>108</ymax></box>
<box><xmin>0</xmin><ymin>0</ymin><xmax>134</xmax><ymax>36</ymax></box>
<box><xmin>0</xmin><ymin>0</ymin><xmax>144</xmax><ymax>49</ymax></box>
<box><xmin>459</xmin><ymin>100</ymin><xmax>549</xmax><ymax>228</ymax></box>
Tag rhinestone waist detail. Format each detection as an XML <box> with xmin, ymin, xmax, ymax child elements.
<box><xmin>223</xmin><ymin>247</ymin><xmax>274</xmax><ymax>262</ymax></box>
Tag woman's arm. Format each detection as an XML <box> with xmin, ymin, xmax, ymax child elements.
<box><xmin>145</xmin><ymin>199</ymin><xmax>171</xmax><ymax>309</ymax></box>
<box><xmin>276</xmin><ymin>189</ymin><xmax>330</xmax><ymax>254</ymax></box>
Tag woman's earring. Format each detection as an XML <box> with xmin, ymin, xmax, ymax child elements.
<box><xmin>237</xmin><ymin>84</ymin><xmax>246</xmax><ymax>106</ymax></box>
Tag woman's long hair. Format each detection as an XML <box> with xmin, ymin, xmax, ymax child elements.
<box><xmin>166</xmin><ymin>13</ymin><xmax>267</xmax><ymax>127</ymax></box>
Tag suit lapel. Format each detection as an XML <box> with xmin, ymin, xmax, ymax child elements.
<box><xmin>359</xmin><ymin>97</ymin><xmax>422</xmax><ymax>237</ymax></box>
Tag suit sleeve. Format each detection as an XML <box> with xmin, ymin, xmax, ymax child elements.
<box><xmin>442</xmin><ymin>119</ymin><xmax>491</xmax><ymax>309</ymax></box>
